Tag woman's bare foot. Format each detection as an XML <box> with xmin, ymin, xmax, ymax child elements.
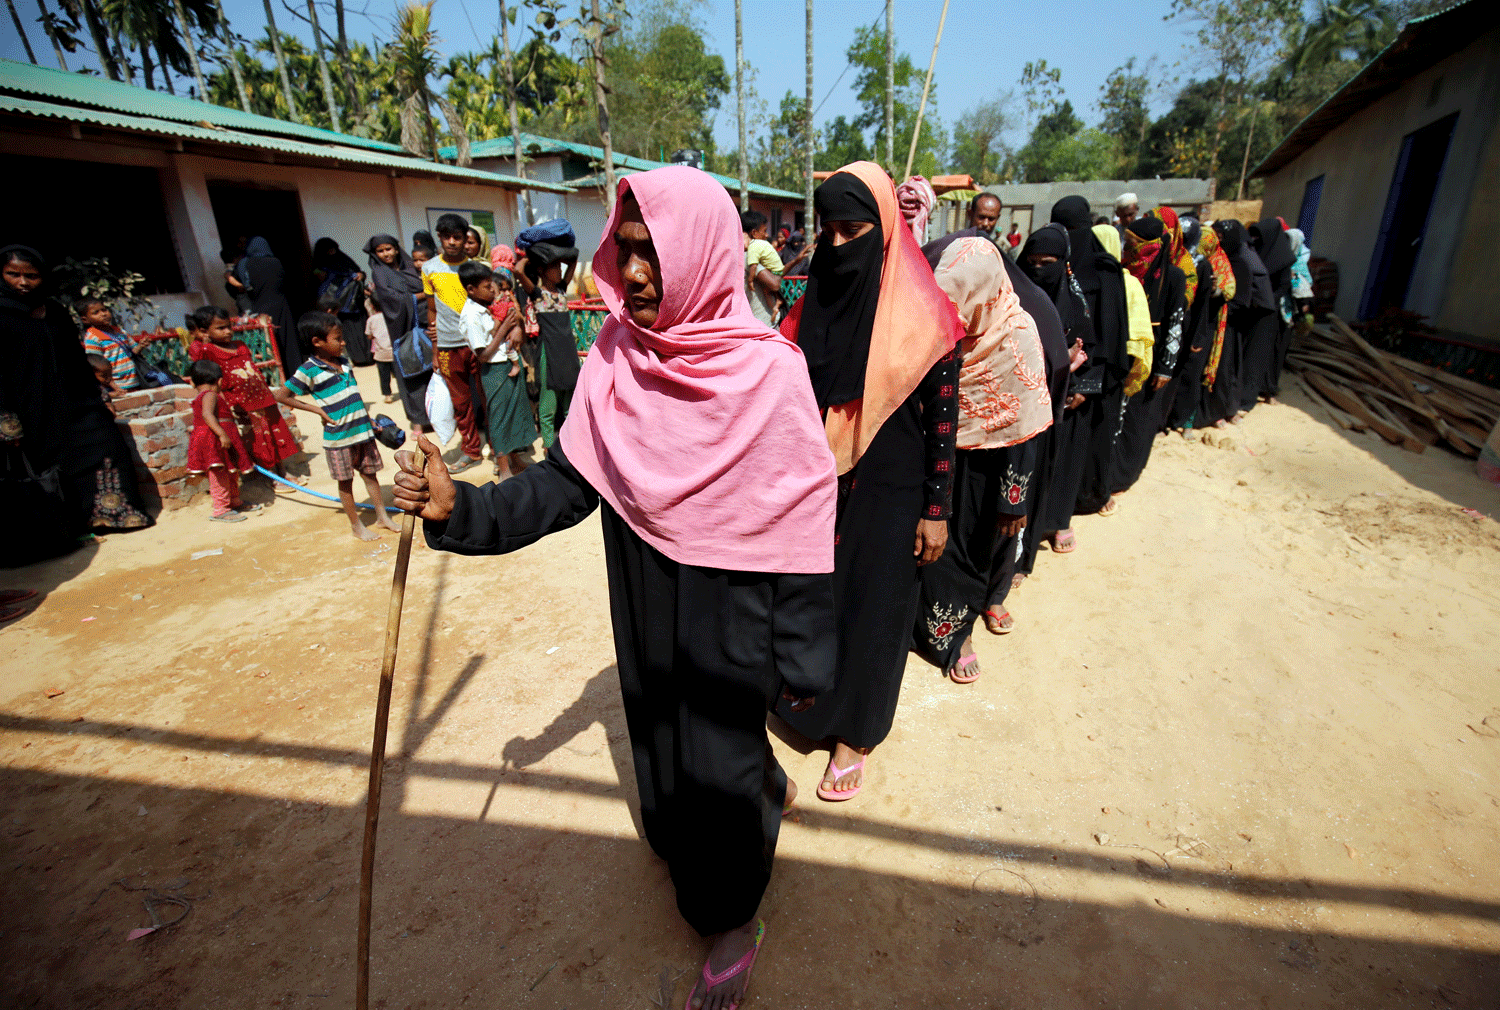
<box><xmin>686</xmin><ymin>920</ymin><xmax>762</xmax><ymax>1010</ymax></box>
<box><xmin>820</xmin><ymin>740</ymin><xmax>868</xmax><ymax>796</ymax></box>
<box><xmin>1213</xmin><ymin>418</ymin><xmax>1229</xmax><ymax>429</ymax></box>
<box><xmin>508</xmin><ymin>361</ymin><xmax>521</xmax><ymax>378</ymax></box>
<box><xmin>350</xmin><ymin>521</ymin><xmax>380</xmax><ymax>542</ymax></box>
<box><xmin>1010</xmin><ymin>573</ymin><xmax>1025</xmax><ymax>591</ymax></box>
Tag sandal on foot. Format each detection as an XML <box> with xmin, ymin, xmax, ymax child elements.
<box><xmin>0</xmin><ymin>589</ymin><xmax>37</xmax><ymax>606</ymax></box>
<box><xmin>1098</xmin><ymin>496</ymin><xmax>1119</xmax><ymax>517</ymax></box>
<box><xmin>983</xmin><ymin>607</ymin><xmax>1014</xmax><ymax>635</ymax></box>
<box><xmin>447</xmin><ymin>455</ymin><xmax>481</xmax><ymax>474</ymax></box>
<box><xmin>947</xmin><ymin>651</ymin><xmax>980</xmax><ymax>684</ymax></box>
<box><xmin>684</xmin><ymin>920</ymin><xmax>765</xmax><ymax>1010</ymax></box>
<box><xmin>816</xmin><ymin>756</ymin><xmax>865</xmax><ymax>802</ymax></box>
<box><xmin>1047</xmin><ymin>529</ymin><xmax>1077</xmax><ymax>553</ymax></box>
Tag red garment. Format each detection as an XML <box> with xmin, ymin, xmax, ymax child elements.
<box><xmin>1006</xmin><ymin>231</ymin><xmax>1022</xmax><ymax>248</ymax></box>
<box><xmin>188</xmin><ymin>339</ymin><xmax>300</xmax><ymax>465</ymax></box>
<box><xmin>487</xmin><ymin>293</ymin><xmax>517</xmax><ymax>324</ymax></box>
<box><xmin>207</xmin><ymin>469</ymin><xmax>242</xmax><ymax>516</ymax></box>
<box><xmin>187</xmin><ymin>390</ymin><xmax>255</xmax><ymax>476</ymax></box>
<box><xmin>436</xmin><ymin>345</ymin><xmax>484</xmax><ymax>459</ymax></box>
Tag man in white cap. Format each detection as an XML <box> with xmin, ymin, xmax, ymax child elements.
<box><xmin>1115</xmin><ymin>192</ymin><xmax>1140</xmax><ymax>229</ymax></box>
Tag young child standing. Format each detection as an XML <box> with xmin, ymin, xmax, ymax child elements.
<box><xmin>459</xmin><ymin>260</ymin><xmax>531</xmax><ymax>478</ymax></box>
<box><xmin>366</xmin><ymin>292</ymin><xmax>397</xmax><ymax>402</ymax></box>
<box><xmin>185</xmin><ymin>360</ymin><xmax>260</xmax><ymax>522</ymax></box>
<box><xmin>276</xmin><ymin>312</ymin><xmax>400</xmax><ymax>542</ymax></box>
<box><xmin>78</xmin><ymin>298</ymin><xmax>142</xmax><ymax>392</ymax></box>
<box><xmin>188</xmin><ymin>306</ymin><xmax>302</xmax><ymax>488</ymax></box>
<box><xmin>514</xmin><ymin>243</ymin><xmax>576</xmax><ymax>448</ymax></box>
<box><xmin>424</xmin><ymin>212</ymin><xmax>485</xmax><ymax>473</ymax></box>
<box><xmin>86</xmin><ymin>353</ymin><xmax>122</xmax><ymax>416</ymax></box>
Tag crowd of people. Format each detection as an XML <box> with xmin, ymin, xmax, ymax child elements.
<box><xmin>3</xmin><ymin>160</ymin><xmax>1314</xmax><ymax>1004</ymax></box>
<box><xmin>387</xmin><ymin>162</ymin><xmax>1315</xmax><ymax>1010</ymax></box>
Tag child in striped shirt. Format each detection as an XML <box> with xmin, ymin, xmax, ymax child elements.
<box><xmin>275</xmin><ymin>312</ymin><xmax>400</xmax><ymax>542</ymax></box>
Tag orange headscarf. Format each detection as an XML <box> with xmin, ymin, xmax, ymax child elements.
<box><xmin>782</xmin><ymin>161</ymin><xmax>964</xmax><ymax>473</ymax></box>
<box><xmin>1149</xmin><ymin>206</ymin><xmax>1197</xmax><ymax>308</ymax></box>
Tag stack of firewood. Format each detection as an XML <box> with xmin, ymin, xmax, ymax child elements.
<box><xmin>1284</xmin><ymin>314</ymin><xmax>1500</xmax><ymax>457</ymax></box>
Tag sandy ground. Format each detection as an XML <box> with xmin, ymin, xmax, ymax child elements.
<box><xmin>2</xmin><ymin>366</ymin><xmax>1499</xmax><ymax>1010</ymax></box>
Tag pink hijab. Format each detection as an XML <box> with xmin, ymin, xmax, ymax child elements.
<box><xmin>557</xmin><ymin>166</ymin><xmax>837</xmax><ymax>575</ymax></box>
<box><xmin>896</xmin><ymin>175</ymin><xmax>936</xmax><ymax>244</ymax></box>
<box><xmin>490</xmin><ymin>243</ymin><xmax>515</xmax><ymax>271</ymax></box>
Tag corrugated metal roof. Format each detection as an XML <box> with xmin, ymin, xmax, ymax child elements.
<box><xmin>1253</xmin><ymin>0</ymin><xmax>1490</xmax><ymax>178</ymax></box>
<box><xmin>455</xmin><ymin>131</ymin><xmax>805</xmax><ymax>200</ymax></box>
<box><xmin>0</xmin><ymin>91</ymin><xmax>575</xmax><ymax>193</ymax></box>
<box><xmin>0</xmin><ymin>57</ymin><xmax>405</xmax><ymax>154</ymax></box>
<box><xmin>565</xmin><ymin>167</ymin><xmax>803</xmax><ymax>202</ymax></box>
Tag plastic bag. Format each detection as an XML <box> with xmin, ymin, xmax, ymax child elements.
<box><xmin>425</xmin><ymin>373</ymin><xmax>455</xmax><ymax>446</ymax></box>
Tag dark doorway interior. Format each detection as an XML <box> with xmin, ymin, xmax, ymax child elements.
<box><xmin>1359</xmin><ymin>113</ymin><xmax>1457</xmax><ymax>319</ymax></box>
<box><xmin>2</xmin><ymin>155</ymin><xmax>183</xmax><ymax>295</ymax></box>
<box><xmin>205</xmin><ymin>183</ymin><xmax>313</xmax><ymax>317</ymax></box>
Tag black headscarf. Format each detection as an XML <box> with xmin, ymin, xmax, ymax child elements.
<box><xmin>1249</xmin><ymin>217</ymin><xmax>1294</xmax><ymax>276</ymax></box>
<box><xmin>0</xmin><ymin>245</ymin><xmax>48</xmax><ymax>312</ymax></box>
<box><xmin>1181</xmin><ymin>216</ymin><xmax>1202</xmax><ymax>254</ymax></box>
<box><xmin>523</xmin><ymin>241</ymin><xmax>580</xmax><ymax>286</ymax></box>
<box><xmin>1019</xmin><ymin>224</ymin><xmax>1088</xmax><ymax>348</ymax></box>
<box><xmin>412</xmin><ymin>230</ymin><xmax>436</xmax><ymax>254</ymax></box>
<box><xmin>312</xmin><ymin>237</ymin><xmax>360</xmax><ymax>275</ymax></box>
<box><xmin>1049</xmin><ymin>195</ymin><xmax>1094</xmax><ymax>231</ymax></box>
<box><xmin>799</xmin><ymin>173</ymin><xmax>884</xmax><ymax>409</ymax></box>
<box><xmin>1214</xmin><ymin>220</ymin><xmax>1274</xmax><ymax>311</ymax></box>
<box><xmin>363</xmin><ymin>233</ymin><xmax>423</xmax><ymax>337</ymax></box>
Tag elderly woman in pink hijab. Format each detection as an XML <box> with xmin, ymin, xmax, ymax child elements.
<box><xmin>393</xmin><ymin>166</ymin><xmax>837</xmax><ymax>1010</ymax></box>
<box><xmin>896</xmin><ymin>175</ymin><xmax>937</xmax><ymax>244</ymax></box>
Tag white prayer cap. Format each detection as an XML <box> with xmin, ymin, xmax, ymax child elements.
<box><xmin>1115</xmin><ymin>192</ymin><xmax>1139</xmax><ymax>210</ymax></box>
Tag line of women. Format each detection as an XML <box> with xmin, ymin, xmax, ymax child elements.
<box><xmin>386</xmin><ymin>165</ymin><xmax>1310</xmax><ymax>1008</ymax></box>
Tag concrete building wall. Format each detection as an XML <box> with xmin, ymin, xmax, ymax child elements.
<box><xmin>1259</xmin><ymin>26</ymin><xmax>1500</xmax><ymax>337</ymax></box>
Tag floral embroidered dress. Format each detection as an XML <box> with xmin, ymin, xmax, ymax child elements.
<box><xmin>188</xmin><ymin>339</ymin><xmax>299</xmax><ymax>465</ymax></box>
<box><xmin>915</xmin><ymin>237</ymin><xmax>1054</xmax><ymax>671</ymax></box>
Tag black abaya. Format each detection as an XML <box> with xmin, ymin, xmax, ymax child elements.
<box><xmin>242</xmin><ymin>255</ymin><xmax>301</xmax><ymax>378</ymax></box>
<box><xmin>1110</xmin><ymin>261</ymin><xmax>1186</xmax><ymax>494</ymax></box>
<box><xmin>776</xmin><ymin>352</ymin><xmax>958</xmax><ymax>749</ymax></box>
<box><xmin>423</xmin><ymin>445</ymin><xmax>835</xmax><ymax>936</ymax></box>
<box><xmin>914</xmin><ymin>437</ymin><xmax>1038</xmax><ymax>670</ymax></box>
<box><xmin>1167</xmin><ymin>258</ymin><xmax>1216</xmax><ymax>430</ymax></box>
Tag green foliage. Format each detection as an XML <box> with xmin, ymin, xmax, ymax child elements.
<box><xmin>845</xmin><ymin>24</ymin><xmax>945</xmax><ymax>176</ymax></box>
<box><xmin>53</xmin><ymin>256</ymin><xmax>165</xmax><ymax>332</ymax></box>
<box><xmin>207</xmin><ymin>34</ymin><xmax>398</xmax><ymax>140</ymax></box>
<box><xmin>605</xmin><ymin>7</ymin><xmax>730</xmax><ymax>160</ymax></box>
<box><xmin>1008</xmin><ymin>99</ymin><xmax>1083</xmax><ymax>183</ymax></box>
<box><xmin>1097</xmin><ymin>58</ymin><xmax>1160</xmax><ymax>178</ymax></box>
<box><xmin>949</xmin><ymin>96</ymin><xmax>1013</xmax><ymax>184</ymax></box>
<box><xmin>818</xmin><ymin>115</ymin><xmax>871</xmax><ymax>172</ymax></box>
<box><xmin>745</xmin><ymin>91</ymin><xmax>812</xmax><ymax>193</ymax></box>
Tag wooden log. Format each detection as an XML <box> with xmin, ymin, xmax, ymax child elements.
<box><xmin>1303</xmin><ymin>371</ymin><xmax>1425</xmax><ymax>452</ymax></box>
<box><xmin>1387</xmin><ymin>355</ymin><xmax>1500</xmax><ymax>408</ymax></box>
<box><xmin>1326</xmin><ymin>314</ymin><xmax>1474</xmax><ymax>456</ymax></box>
<box><xmin>1366</xmin><ymin>396</ymin><xmax>1439</xmax><ymax>446</ymax></box>
<box><xmin>1293</xmin><ymin>375</ymin><xmax>1364</xmax><ymax>431</ymax></box>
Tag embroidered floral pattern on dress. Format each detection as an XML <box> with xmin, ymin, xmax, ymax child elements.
<box><xmin>925</xmin><ymin>602</ymin><xmax>969</xmax><ymax>650</ymax></box>
<box><xmin>91</xmin><ymin>457</ymin><xmax>150</xmax><ymax>528</ymax></box>
<box><xmin>1003</xmin><ymin>464</ymin><xmax>1030</xmax><ymax>507</ymax></box>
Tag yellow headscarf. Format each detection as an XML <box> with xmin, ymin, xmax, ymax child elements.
<box><xmin>1093</xmin><ymin>224</ymin><xmax>1153</xmax><ymax>397</ymax></box>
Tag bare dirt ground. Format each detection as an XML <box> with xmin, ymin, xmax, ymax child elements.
<box><xmin>3</xmin><ymin>370</ymin><xmax>1499</xmax><ymax>1010</ymax></box>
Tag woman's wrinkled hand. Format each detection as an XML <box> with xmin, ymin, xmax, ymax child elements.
<box><xmin>914</xmin><ymin>517</ymin><xmax>948</xmax><ymax>565</ymax></box>
<box><xmin>393</xmin><ymin>432</ymin><xmax>457</xmax><ymax>522</ymax></box>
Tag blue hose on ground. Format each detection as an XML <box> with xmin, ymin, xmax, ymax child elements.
<box><xmin>253</xmin><ymin>465</ymin><xmax>405</xmax><ymax>514</ymax></box>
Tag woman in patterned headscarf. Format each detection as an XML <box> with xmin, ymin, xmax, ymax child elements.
<box><xmin>1166</xmin><ymin>218</ymin><xmax>1235</xmax><ymax>431</ymax></box>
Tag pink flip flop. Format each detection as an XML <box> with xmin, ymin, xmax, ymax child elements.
<box><xmin>684</xmin><ymin>919</ymin><xmax>765</xmax><ymax>1010</ymax></box>
<box><xmin>947</xmin><ymin>651</ymin><xmax>980</xmax><ymax>684</ymax></box>
<box><xmin>816</xmin><ymin>755</ymin><xmax>865</xmax><ymax>802</ymax></box>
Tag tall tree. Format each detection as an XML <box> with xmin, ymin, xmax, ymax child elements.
<box><xmin>38</xmin><ymin>0</ymin><xmax>76</xmax><ymax>70</ymax></box>
<box><xmin>71</xmin><ymin>0</ymin><xmax>122</xmax><ymax>80</ymax></box>
<box><xmin>583</xmin><ymin>0</ymin><xmax>625</xmax><ymax>211</ymax></box>
<box><xmin>734</xmin><ymin>0</ymin><xmax>747</xmax><ymax>210</ymax></box>
<box><xmin>949</xmin><ymin>95</ymin><xmax>1011</xmax><ymax>183</ymax></box>
<box><xmin>818</xmin><ymin>113</ymin><xmax>869</xmax><ymax>171</ymax></box>
<box><xmin>170</xmin><ymin>0</ymin><xmax>207</xmax><ymax>98</ymax></box>
<box><xmin>7</xmin><ymin>0</ymin><xmax>38</xmax><ymax>62</ymax></box>
<box><xmin>261</xmin><ymin>0</ymin><xmax>300</xmax><ymax>121</ymax></box>
<box><xmin>1166</xmin><ymin>0</ymin><xmax>1298</xmax><ymax>192</ymax></box>
<box><xmin>497</xmin><ymin>0</ymin><xmax>532</xmax><ymax>224</ymax></box>
<box><xmin>211</xmin><ymin>0</ymin><xmax>251</xmax><ymax>112</ymax></box>
<box><xmin>330</xmin><ymin>0</ymin><xmax>364</xmax><ymax>120</ymax></box>
<box><xmin>1097</xmin><ymin>57</ymin><xmax>1159</xmax><ymax>178</ymax></box>
<box><xmin>303</xmin><ymin>0</ymin><xmax>341</xmax><ymax>130</ymax></box>
<box><xmin>847</xmin><ymin>24</ymin><xmax>945</xmax><ymax>179</ymax></box>
<box><xmin>803</xmin><ymin>0</ymin><xmax>813</xmax><ymax>232</ymax></box>
<box><xmin>603</xmin><ymin>5</ymin><xmax>728</xmax><ymax>162</ymax></box>
<box><xmin>883</xmin><ymin>0</ymin><xmax>893</xmax><ymax>172</ymax></box>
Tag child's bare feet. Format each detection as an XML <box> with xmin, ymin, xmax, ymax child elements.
<box><xmin>373</xmin><ymin>511</ymin><xmax>400</xmax><ymax>532</ymax></box>
<box><xmin>350</xmin><ymin>521</ymin><xmax>380</xmax><ymax>541</ymax></box>
<box><xmin>508</xmin><ymin>361</ymin><xmax>520</xmax><ymax>378</ymax></box>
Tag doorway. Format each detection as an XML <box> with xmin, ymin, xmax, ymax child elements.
<box><xmin>205</xmin><ymin>183</ymin><xmax>313</xmax><ymax>316</ymax></box>
<box><xmin>1358</xmin><ymin>113</ymin><xmax>1457</xmax><ymax>319</ymax></box>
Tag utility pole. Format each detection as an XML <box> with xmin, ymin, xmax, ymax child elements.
<box><xmin>498</xmin><ymin>0</ymin><xmax>533</xmax><ymax>225</ymax></box>
<box><xmin>171</xmin><ymin>0</ymin><xmax>209</xmax><ymax>100</ymax></box>
<box><xmin>735</xmin><ymin>0</ymin><xmax>749</xmax><ymax>211</ymax></box>
<box><xmin>804</xmin><ymin>0</ymin><xmax>814</xmax><ymax>235</ymax></box>
<box><xmin>884</xmin><ymin>0</ymin><xmax>894</xmax><ymax>173</ymax></box>
<box><xmin>903</xmin><ymin>0</ymin><xmax>949</xmax><ymax>182</ymax></box>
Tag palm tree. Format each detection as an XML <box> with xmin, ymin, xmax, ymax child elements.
<box><xmin>210</xmin><ymin>0</ymin><xmax>251</xmax><ymax>112</ymax></box>
<box><xmin>583</xmin><ymin>0</ymin><xmax>618</xmax><ymax>213</ymax></box>
<box><xmin>387</xmin><ymin>1</ymin><xmax>469</xmax><ymax>165</ymax></box>
<box><xmin>170</xmin><ymin>0</ymin><xmax>208</xmax><ymax>98</ymax></box>
<box><xmin>262</xmin><ymin>0</ymin><xmax>300</xmax><ymax>121</ymax></box>
<box><xmin>64</xmin><ymin>0</ymin><xmax>122</xmax><ymax>80</ymax></box>
<box><xmin>6</xmin><ymin>0</ymin><xmax>38</xmax><ymax>63</ymax></box>
<box><xmin>303</xmin><ymin>0</ymin><xmax>342</xmax><ymax>131</ymax></box>
<box><xmin>497</xmin><ymin>0</ymin><xmax>532</xmax><ymax>224</ymax></box>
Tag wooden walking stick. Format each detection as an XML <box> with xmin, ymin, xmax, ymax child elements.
<box><xmin>356</xmin><ymin>442</ymin><xmax>424</xmax><ymax>1010</ymax></box>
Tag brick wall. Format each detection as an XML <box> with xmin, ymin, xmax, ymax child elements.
<box><xmin>114</xmin><ymin>385</ymin><xmax>303</xmax><ymax>511</ymax></box>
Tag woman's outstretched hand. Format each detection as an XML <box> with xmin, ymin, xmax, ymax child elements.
<box><xmin>393</xmin><ymin>432</ymin><xmax>456</xmax><ymax>522</ymax></box>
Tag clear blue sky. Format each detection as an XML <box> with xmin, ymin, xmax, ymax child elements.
<box><xmin>1</xmin><ymin>0</ymin><xmax>1201</xmax><ymax>151</ymax></box>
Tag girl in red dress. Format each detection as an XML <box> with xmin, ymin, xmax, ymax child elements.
<box><xmin>187</xmin><ymin>306</ymin><xmax>300</xmax><ymax>484</ymax></box>
<box><xmin>185</xmin><ymin>360</ymin><xmax>259</xmax><ymax>521</ymax></box>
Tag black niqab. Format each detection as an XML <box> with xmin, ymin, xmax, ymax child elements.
<box><xmin>1249</xmin><ymin>217</ymin><xmax>1294</xmax><ymax>276</ymax></box>
<box><xmin>799</xmin><ymin>173</ymin><xmax>884</xmax><ymax>409</ymax></box>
